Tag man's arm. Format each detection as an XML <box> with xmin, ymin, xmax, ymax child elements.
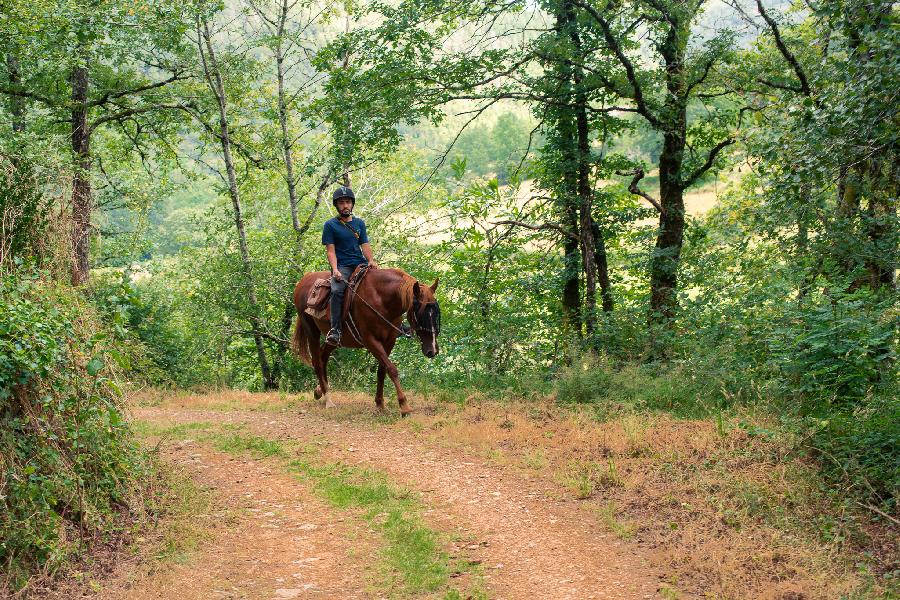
<box><xmin>325</xmin><ymin>244</ymin><xmax>341</xmax><ymax>277</ymax></box>
<box><xmin>361</xmin><ymin>243</ymin><xmax>378</xmax><ymax>268</ymax></box>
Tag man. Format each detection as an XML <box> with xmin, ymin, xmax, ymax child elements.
<box><xmin>322</xmin><ymin>186</ymin><xmax>378</xmax><ymax>345</ymax></box>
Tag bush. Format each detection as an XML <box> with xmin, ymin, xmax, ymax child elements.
<box><xmin>772</xmin><ymin>289</ymin><xmax>898</xmax><ymax>409</ymax></box>
<box><xmin>555</xmin><ymin>353</ymin><xmax>613</xmax><ymax>404</ymax></box>
<box><xmin>0</xmin><ymin>271</ymin><xmax>146</xmax><ymax>590</ymax></box>
<box><xmin>0</xmin><ymin>155</ymin><xmax>49</xmax><ymax>274</ymax></box>
<box><xmin>811</xmin><ymin>393</ymin><xmax>900</xmax><ymax>510</ymax></box>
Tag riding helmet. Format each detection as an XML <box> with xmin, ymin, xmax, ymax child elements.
<box><xmin>332</xmin><ymin>186</ymin><xmax>355</xmax><ymax>208</ymax></box>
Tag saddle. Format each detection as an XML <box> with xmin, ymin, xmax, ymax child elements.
<box><xmin>303</xmin><ymin>265</ymin><xmax>370</xmax><ymax>321</ymax></box>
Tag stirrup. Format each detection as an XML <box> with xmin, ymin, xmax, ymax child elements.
<box><xmin>325</xmin><ymin>328</ymin><xmax>342</xmax><ymax>345</ymax></box>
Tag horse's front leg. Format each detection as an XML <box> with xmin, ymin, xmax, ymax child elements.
<box><xmin>368</xmin><ymin>342</ymin><xmax>411</xmax><ymax>416</ymax></box>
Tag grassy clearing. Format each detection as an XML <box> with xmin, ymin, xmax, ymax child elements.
<box><xmin>139</xmin><ymin>419</ymin><xmax>485</xmax><ymax>599</ymax></box>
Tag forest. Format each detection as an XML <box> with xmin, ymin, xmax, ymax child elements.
<box><xmin>1</xmin><ymin>0</ymin><xmax>897</xmax><ymax>597</ymax></box>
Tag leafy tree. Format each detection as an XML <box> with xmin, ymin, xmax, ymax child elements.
<box><xmin>0</xmin><ymin>0</ymin><xmax>192</xmax><ymax>284</ymax></box>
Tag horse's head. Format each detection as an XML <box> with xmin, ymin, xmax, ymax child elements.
<box><xmin>410</xmin><ymin>278</ymin><xmax>441</xmax><ymax>358</ymax></box>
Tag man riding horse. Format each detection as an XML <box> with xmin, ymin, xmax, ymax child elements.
<box><xmin>291</xmin><ymin>185</ymin><xmax>442</xmax><ymax>415</ymax></box>
<box><xmin>322</xmin><ymin>186</ymin><xmax>378</xmax><ymax>346</ymax></box>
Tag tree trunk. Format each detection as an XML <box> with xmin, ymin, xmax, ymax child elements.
<box><xmin>575</xmin><ymin>100</ymin><xmax>597</xmax><ymax>335</ymax></box>
<box><xmin>554</xmin><ymin>106</ymin><xmax>581</xmax><ymax>334</ymax></box>
<box><xmin>649</xmin><ymin>129</ymin><xmax>687</xmax><ymax>327</ymax></box>
<box><xmin>70</xmin><ymin>63</ymin><xmax>92</xmax><ymax>287</ymax></box>
<box><xmin>200</xmin><ymin>18</ymin><xmax>275</xmax><ymax>390</ymax></box>
<box><xmin>5</xmin><ymin>55</ymin><xmax>24</xmax><ymax>133</ymax></box>
<box><xmin>592</xmin><ymin>218</ymin><xmax>613</xmax><ymax>312</ymax></box>
<box><xmin>562</xmin><ymin>201</ymin><xmax>581</xmax><ymax>330</ymax></box>
<box><xmin>272</xmin><ymin>299</ymin><xmax>295</xmax><ymax>385</ymax></box>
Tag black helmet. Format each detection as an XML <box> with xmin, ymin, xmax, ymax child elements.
<box><xmin>332</xmin><ymin>186</ymin><xmax>355</xmax><ymax>207</ymax></box>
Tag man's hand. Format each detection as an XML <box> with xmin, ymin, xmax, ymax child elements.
<box><xmin>368</xmin><ymin>261</ymin><xmax>379</xmax><ymax>269</ymax></box>
<box><xmin>332</xmin><ymin>269</ymin><xmax>343</xmax><ymax>281</ymax></box>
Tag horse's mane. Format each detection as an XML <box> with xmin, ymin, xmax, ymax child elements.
<box><xmin>389</xmin><ymin>268</ymin><xmax>417</xmax><ymax>312</ymax></box>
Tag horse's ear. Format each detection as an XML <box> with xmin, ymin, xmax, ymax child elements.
<box><xmin>430</xmin><ymin>277</ymin><xmax>439</xmax><ymax>292</ymax></box>
<box><xmin>413</xmin><ymin>281</ymin><xmax>421</xmax><ymax>298</ymax></box>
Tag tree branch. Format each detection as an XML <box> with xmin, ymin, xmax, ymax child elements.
<box><xmin>491</xmin><ymin>220</ymin><xmax>580</xmax><ymax>241</ymax></box>
<box><xmin>756</xmin><ymin>0</ymin><xmax>812</xmax><ymax>96</ymax></box>
<box><xmin>617</xmin><ymin>169</ymin><xmax>663</xmax><ymax>214</ymax></box>
<box><xmin>0</xmin><ymin>86</ymin><xmax>57</xmax><ymax>107</ymax></box>
<box><xmin>88</xmin><ymin>71</ymin><xmax>189</xmax><ymax>107</ymax></box>
<box><xmin>89</xmin><ymin>103</ymin><xmax>182</xmax><ymax>132</ymax></box>
<box><xmin>755</xmin><ymin>77</ymin><xmax>804</xmax><ymax>94</ymax></box>
<box><xmin>683</xmin><ymin>138</ymin><xmax>735</xmax><ymax>188</ymax></box>
<box><xmin>571</xmin><ymin>0</ymin><xmax>661</xmax><ymax>127</ymax></box>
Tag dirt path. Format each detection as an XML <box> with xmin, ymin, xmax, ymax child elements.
<box><xmin>95</xmin><ymin>440</ymin><xmax>377</xmax><ymax>600</ymax></box>
<box><xmin>123</xmin><ymin>392</ymin><xmax>671</xmax><ymax>599</ymax></box>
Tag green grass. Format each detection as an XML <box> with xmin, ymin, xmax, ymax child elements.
<box><xmin>149</xmin><ymin>467</ymin><xmax>215</xmax><ymax>564</ymax></box>
<box><xmin>132</xmin><ymin>420</ymin><xmax>212</xmax><ymax>438</ymax></box>
<box><xmin>286</xmin><ymin>458</ymin><xmax>473</xmax><ymax>595</ymax></box>
<box><xmin>596</xmin><ymin>502</ymin><xmax>636</xmax><ymax>540</ymax></box>
<box><xmin>210</xmin><ymin>432</ymin><xmax>286</xmax><ymax>458</ymax></box>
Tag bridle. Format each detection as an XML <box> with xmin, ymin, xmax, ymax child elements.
<box><xmin>409</xmin><ymin>296</ymin><xmax>441</xmax><ymax>339</ymax></box>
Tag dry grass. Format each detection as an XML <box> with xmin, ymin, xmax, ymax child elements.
<box><xmin>407</xmin><ymin>399</ymin><xmax>897</xmax><ymax>599</ymax></box>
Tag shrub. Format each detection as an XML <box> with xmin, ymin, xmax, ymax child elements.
<box><xmin>810</xmin><ymin>393</ymin><xmax>900</xmax><ymax>509</ymax></box>
<box><xmin>0</xmin><ymin>271</ymin><xmax>146</xmax><ymax>590</ymax></box>
<box><xmin>0</xmin><ymin>155</ymin><xmax>49</xmax><ymax>274</ymax></box>
<box><xmin>555</xmin><ymin>352</ymin><xmax>613</xmax><ymax>404</ymax></box>
<box><xmin>772</xmin><ymin>289</ymin><xmax>897</xmax><ymax>410</ymax></box>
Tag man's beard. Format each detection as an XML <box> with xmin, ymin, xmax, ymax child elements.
<box><xmin>339</xmin><ymin>208</ymin><xmax>352</xmax><ymax>217</ymax></box>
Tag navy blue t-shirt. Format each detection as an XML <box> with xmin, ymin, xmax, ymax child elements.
<box><xmin>322</xmin><ymin>217</ymin><xmax>369</xmax><ymax>268</ymax></box>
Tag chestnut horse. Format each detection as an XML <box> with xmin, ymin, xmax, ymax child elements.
<box><xmin>292</xmin><ymin>267</ymin><xmax>440</xmax><ymax>415</ymax></box>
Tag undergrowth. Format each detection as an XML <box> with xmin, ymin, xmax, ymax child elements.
<box><xmin>0</xmin><ymin>272</ymin><xmax>148</xmax><ymax>592</ymax></box>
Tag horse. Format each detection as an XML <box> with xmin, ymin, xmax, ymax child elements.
<box><xmin>292</xmin><ymin>267</ymin><xmax>441</xmax><ymax>415</ymax></box>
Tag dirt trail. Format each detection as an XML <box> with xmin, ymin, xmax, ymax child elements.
<box><xmin>95</xmin><ymin>441</ymin><xmax>376</xmax><ymax>600</ymax></box>
<box><xmin>125</xmin><ymin>392</ymin><xmax>671</xmax><ymax>600</ymax></box>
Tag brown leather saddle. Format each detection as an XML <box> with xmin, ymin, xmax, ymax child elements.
<box><xmin>303</xmin><ymin>265</ymin><xmax>369</xmax><ymax>321</ymax></box>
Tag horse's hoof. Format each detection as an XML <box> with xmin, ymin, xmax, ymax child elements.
<box><xmin>314</xmin><ymin>387</ymin><xmax>323</xmax><ymax>400</ymax></box>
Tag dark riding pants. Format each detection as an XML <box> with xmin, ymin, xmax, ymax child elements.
<box><xmin>329</xmin><ymin>265</ymin><xmax>356</xmax><ymax>332</ymax></box>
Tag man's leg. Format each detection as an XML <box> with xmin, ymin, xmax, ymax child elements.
<box><xmin>326</xmin><ymin>265</ymin><xmax>354</xmax><ymax>344</ymax></box>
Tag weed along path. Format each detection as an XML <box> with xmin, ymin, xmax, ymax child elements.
<box><xmin>125</xmin><ymin>390</ymin><xmax>669</xmax><ymax>600</ymax></box>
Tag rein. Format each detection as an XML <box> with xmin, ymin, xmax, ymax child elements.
<box><xmin>345</xmin><ymin>267</ymin><xmax>437</xmax><ymax>343</ymax></box>
<box><xmin>345</xmin><ymin>268</ymin><xmax>411</xmax><ymax>344</ymax></box>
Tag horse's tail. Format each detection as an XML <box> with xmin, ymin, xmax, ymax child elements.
<box><xmin>291</xmin><ymin>316</ymin><xmax>314</xmax><ymax>367</ymax></box>
<box><xmin>291</xmin><ymin>279</ymin><xmax>315</xmax><ymax>367</ymax></box>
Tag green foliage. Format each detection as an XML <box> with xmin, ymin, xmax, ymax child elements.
<box><xmin>555</xmin><ymin>353</ymin><xmax>613</xmax><ymax>404</ymax></box>
<box><xmin>87</xmin><ymin>270</ymin><xmax>216</xmax><ymax>388</ymax></box>
<box><xmin>0</xmin><ymin>271</ymin><xmax>146</xmax><ymax>590</ymax></box>
<box><xmin>811</xmin><ymin>395</ymin><xmax>899</xmax><ymax>509</ymax></box>
<box><xmin>448</xmin><ymin>112</ymin><xmax>539</xmax><ymax>183</ymax></box>
<box><xmin>771</xmin><ymin>290</ymin><xmax>897</xmax><ymax>408</ymax></box>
